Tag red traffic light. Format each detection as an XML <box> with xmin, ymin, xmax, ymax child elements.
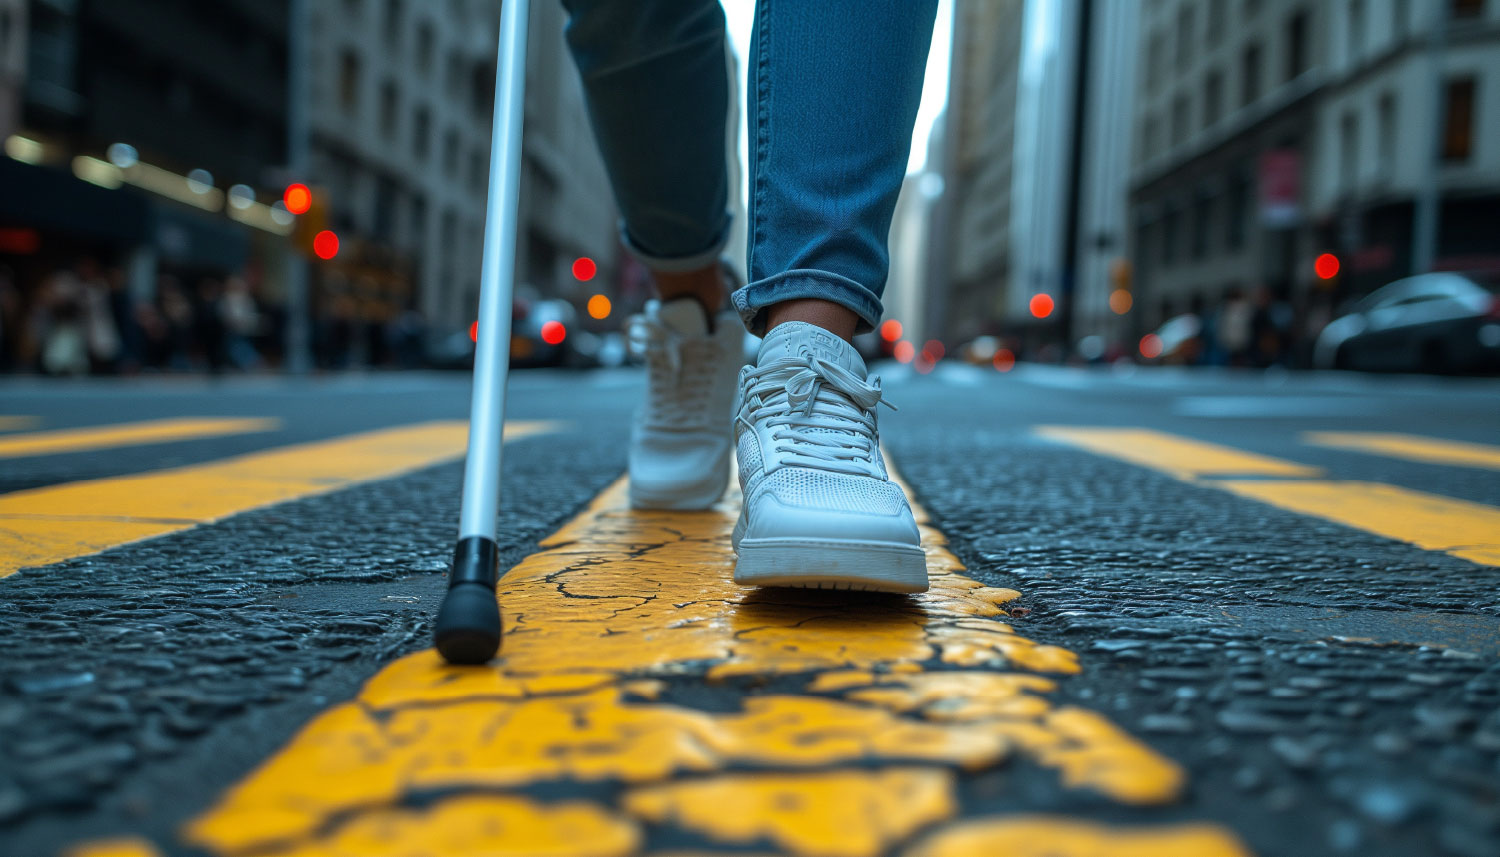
<box><xmin>284</xmin><ymin>183</ymin><xmax>312</xmax><ymax>215</ymax></box>
<box><xmin>1315</xmin><ymin>253</ymin><xmax>1340</xmax><ymax>279</ymax></box>
<box><xmin>313</xmin><ymin>230</ymin><xmax>339</xmax><ymax>260</ymax></box>
<box><xmin>1030</xmin><ymin>294</ymin><xmax>1055</xmax><ymax>319</ymax></box>
<box><xmin>572</xmin><ymin>257</ymin><xmax>596</xmax><ymax>281</ymax></box>
<box><xmin>540</xmin><ymin>320</ymin><xmax>566</xmax><ymax>345</ymax></box>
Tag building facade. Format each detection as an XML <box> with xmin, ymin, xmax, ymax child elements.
<box><xmin>1128</xmin><ymin>0</ymin><xmax>1500</xmax><ymax>359</ymax></box>
<box><xmin>303</xmin><ymin>0</ymin><xmax>619</xmax><ymax>336</ymax></box>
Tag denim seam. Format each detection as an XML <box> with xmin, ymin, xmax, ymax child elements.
<box><xmin>748</xmin><ymin>0</ymin><xmax>772</xmax><ymax>331</ymax></box>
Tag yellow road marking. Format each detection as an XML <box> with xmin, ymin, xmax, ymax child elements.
<box><xmin>0</xmin><ymin>415</ymin><xmax>41</xmax><ymax>431</ymax></box>
<box><xmin>1304</xmin><ymin>431</ymin><xmax>1500</xmax><ymax>471</ymax></box>
<box><xmin>1035</xmin><ymin>426</ymin><xmax>1320</xmax><ymax>479</ymax></box>
<box><xmin>907</xmin><ymin>816</ymin><xmax>1254</xmax><ymax>857</ymax></box>
<box><xmin>170</xmin><ymin>467</ymin><xmax>1247</xmax><ymax>857</ymax></box>
<box><xmin>0</xmin><ymin>417</ymin><xmax>279</xmax><ymax>459</ymax></box>
<box><xmin>0</xmin><ymin>421</ymin><xmax>558</xmax><ymax>579</ymax></box>
<box><xmin>1217</xmin><ymin>480</ymin><xmax>1500</xmax><ymax>566</ymax></box>
<box><xmin>1040</xmin><ymin>427</ymin><xmax>1500</xmax><ymax>567</ymax></box>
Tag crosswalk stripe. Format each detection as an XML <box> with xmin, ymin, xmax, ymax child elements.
<box><xmin>1039</xmin><ymin>427</ymin><xmax>1500</xmax><ymax>568</ymax></box>
<box><xmin>0</xmin><ymin>420</ymin><xmax>558</xmax><ymax>580</ymax></box>
<box><xmin>0</xmin><ymin>417</ymin><xmax>279</xmax><ymax>459</ymax></box>
<box><xmin>0</xmin><ymin>415</ymin><xmax>41</xmax><ymax>431</ymax></box>
<box><xmin>136</xmin><ymin>463</ymin><xmax>1251</xmax><ymax>857</ymax></box>
<box><xmin>1034</xmin><ymin>426</ymin><xmax>1320</xmax><ymax>479</ymax></box>
<box><xmin>1303</xmin><ymin>431</ymin><xmax>1500</xmax><ymax>471</ymax></box>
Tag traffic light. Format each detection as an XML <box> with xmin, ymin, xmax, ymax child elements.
<box><xmin>287</xmin><ymin>185</ymin><xmax>330</xmax><ymax>258</ymax></box>
<box><xmin>1315</xmin><ymin>253</ymin><xmax>1340</xmax><ymax>280</ymax></box>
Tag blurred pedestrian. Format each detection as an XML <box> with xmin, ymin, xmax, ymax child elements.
<box><xmin>220</xmin><ymin>275</ymin><xmax>264</xmax><ymax>371</ymax></box>
<box><xmin>158</xmin><ymin>276</ymin><xmax>196</xmax><ymax>371</ymax></box>
<box><xmin>194</xmin><ymin>278</ymin><xmax>227</xmax><ymax>373</ymax></box>
<box><xmin>1217</xmin><ymin>287</ymin><xmax>1253</xmax><ymax>366</ymax></box>
<box><xmin>561</xmin><ymin>0</ymin><xmax>936</xmax><ymax>591</ymax></box>
<box><xmin>31</xmin><ymin>268</ymin><xmax>89</xmax><ymax>376</ymax></box>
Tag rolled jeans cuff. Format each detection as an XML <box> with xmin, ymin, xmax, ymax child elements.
<box><xmin>731</xmin><ymin>269</ymin><xmax>883</xmax><ymax>337</ymax></box>
<box><xmin>619</xmin><ymin>216</ymin><xmax>732</xmax><ymax>274</ymax></box>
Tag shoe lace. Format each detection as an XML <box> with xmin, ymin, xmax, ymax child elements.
<box><xmin>743</xmin><ymin>355</ymin><xmax>895</xmax><ymax>476</ymax></box>
<box><xmin>628</xmin><ymin>312</ymin><xmax>722</xmax><ymax>429</ymax></box>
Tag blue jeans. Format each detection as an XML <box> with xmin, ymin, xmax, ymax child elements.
<box><xmin>562</xmin><ymin>0</ymin><xmax>938</xmax><ymax>335</ymax></box>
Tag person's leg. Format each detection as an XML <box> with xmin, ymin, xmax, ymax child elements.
<box><xmin>731</xmin><ymin>1</ymin><xmax>939</xmax><ymax>592</ymax></box>
<box><xmin>561</xmin><ymin>0</ymin><xmax>732</xmax><ymax>310</ymax></box>
<box><xmin>562</xmin><ymin>0</ymin><xmax>744</xmax><ymax>510</ymax></box>
<box><xmin>734</xmin><ymin>0</ymin><xmax>940</xmax><ymax>342</ymax></box>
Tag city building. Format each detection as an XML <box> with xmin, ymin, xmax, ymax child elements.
<box><xmin>303</xmin><ymin>0</ymin><xmax>619</xmax><ymax>338</ymax></box>
<box><xmin>2</xmin><ymin>0</ymin><xmax>293</xmax><ymax>298</ymax></box>
<box><xmin>1128</xmin><ymin>0</ymin><xmax>1500</xmax><ymax>361</ymax></box>
<box><xmin>931</xmin><ymin>0</ymin><xmax>1137</xmax><ymax>353</ymax></box>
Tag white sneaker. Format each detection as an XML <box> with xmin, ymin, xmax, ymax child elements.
<box><xmin>731</xmin><ymin>321</ymin><xmax>928</xmax><ymax>592</ymax></box>
<box><xmin>626</xmin><ymin>297</ymin><xmax>743</xmax><ymax>509</ymax></box>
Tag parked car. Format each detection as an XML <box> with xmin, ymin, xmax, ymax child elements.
<box><xmin>1139</xmin><ymin>313</ymin><xmax>1203</xmax><ymax>364</ymax></box>
<box><xmin>1314</xmin><ymin>272</ymin><xmax>1500</xmax><ymax>374</ymax></box>
<box><xmin>426</xmin><ymin>298</ymin><xmax>582</xmax><ymax>370</ymax></box>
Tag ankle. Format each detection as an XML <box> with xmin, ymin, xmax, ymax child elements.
<box><xmin>765</xmin><ymin>300</ymin><xmax>858</xmax><ymax>343</ymax></box>
<box><xmin>654</xmin><ymin>265</ymin><xmax>726</xmax><ymax>315</ymax></box>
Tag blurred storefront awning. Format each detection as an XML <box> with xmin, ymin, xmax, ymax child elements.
<box><xmin>0</xmin><ymin>156</ymin><xmax>150</xmax><ymax>245</ymax></box>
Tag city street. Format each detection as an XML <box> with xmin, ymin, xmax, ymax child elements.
<box><xmin>2</xmin><ymin>365</ymin><xmax>1498</xmax><ymax>857</ymax></box>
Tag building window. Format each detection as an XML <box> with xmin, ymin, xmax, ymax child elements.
<box><xmin>1441</xmin><ymin>77</ymin><xmax>1476</xmax><ymax>161</ymax></box>
<box><xmin>1171</xmin><ymin>92</ymin><xmax>1190</xmax><ymax>145</ymax></box>
<box><xmin>1452</xmin><ymin>0</ymin><xmax>1484</xmax><ymax>19</ymax></box>
<box><xmin>443</xmin><ymin>129</ymin><xmax>460</xmax><ymax>177</ymax></box>
<box><xmin>413</xmin><ymin>105</ymin><xmax>431</xmax><ymax>160</ymax></box>
<box><xmin>1226</xmin><ymin>174</ymin><xmax>1248</xmax><ymax>251</ymax></box>
<box><xmin>1286</xmin><ymin>12</ymin><xmax>1308</xmax><ymax>81</ymax></box>
<box><xmin>339</xmin><ymin>50</ymin><xmax>361</xmax><ymax>114</ymax></box>
<box><xmin>416</xmin><ymin>22</ymin><xmax>434</xmax><ymax>76</ymax></box>
<box><xmin>1191</xmin><ymin>195</ymin><xmax>1213</xmax><ymax>260</ymax></box>
<box><xmin>1175</xmin><ymin>5</ymin><xmax>1195</xmax><ymax>72</ymax></box>
<box><xmin>1207</xmin><ymin>0</ymin><xmax>1226</xmax><ymax>45</ymax></box>
<box><xmin>1147</xmin><ymin>30</ymin><xmax>1166</xmax><ymax>92</ymax></box>
<box><xmin>1377</xmin><ymin>92</ymin><xmax>1396</xmax><ymax>177</ymax></box>
<box><xmin>1163</xmin><ymin>206</ymin><xmax>1182</xmax><ymax>266</ymax></box>
<box><xmin>380</xmin><ymin>80</ymin><xmax>398</xmax><ymax>138</ymax></box>
<box><xmin>1348</xmin><ymin>0</ymin><xmax>1364</xmax><ymax>61</ymax></box>
<box><xmin>1340</xmin><ymin>110</ymin><xmax>1359</xmax><ymax>191</ymax></box>
<box><xmin>385</xmin><ymin>0</ymin><xmax>404</xmax><ymax>48</ymax></box>
<box><xmin>1203</xmin><ymin>69</ymin><xmax>1223</xmax><ymax>128</ymax></box>
<box><xmin>1241</xmin><ymin>43</ymin><xmax>1262</xmax><ymax>106</ymax></box>
<box><xmin>1140</xmin><ymin>113</ymin><xmax>1160</xmax><ymax>162</ymax></box>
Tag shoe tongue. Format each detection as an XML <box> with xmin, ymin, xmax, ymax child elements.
<box><xmin>756</xmin><ymin>321</ymin><xmax>866</xmax><ymax>379</ymax></box>
<box><xmin>655</xmin><ymin>298</ymin><xmax>709</xmax><ymax>337</ymax></box>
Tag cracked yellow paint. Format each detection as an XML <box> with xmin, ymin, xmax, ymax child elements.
<box><xmin>625</xmin><ymin>769</ymin><xmax>955</xmax><ymax>857</ymax></box>
<box><xmin>907</xmin><ymin>816</ymin><xmax>1254</xmax><ymax>857</ymax></box>
<box><xmin>1304</xmin><ymin>431</ymin><xmax>1500</xmax><ymax>471</ymax></box>
<box><xmin>0</xmin><ymin>416</ymin><xmax>279</xmax><ymax>459</ymax></box>
<box><xmin>173</xmin><ymin>468</ymin><xmax>1240</xmax><ymax>857</ymax></box>
<box><xmin>0</xmin><ymin>420</ymin><xmax>557</xmax><ymax>579</ymax></box>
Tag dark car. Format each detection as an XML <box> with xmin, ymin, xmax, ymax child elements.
<box><xmin>1314</xmin><ymin>272</ymin><xmax>1500</xmax><ymax>374</ymax></box>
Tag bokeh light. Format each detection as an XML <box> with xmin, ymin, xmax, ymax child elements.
<box><xmin>587</xmin><ymin>294</ymin><xmax>611</xmax><ymax>319</ymax></box>
<box><xmin>572</xmin><ymin>257</ymin><xmax>596</xmax><ymax>281</ymax></box>
<box><xmin>880</xmin><ymin>319</ymin><xmax>903</xmax><ymax>341</ymax></box>
<box><xmin>1109</xmin><ymin>289</ymin><xmax>1133</xmax><ymax>314</ymax></box>
<box><xmin>1139</xmin><ymin>333</ymin><xmax>1163</xmax><ymax>359</ymax></box>
<box><xmin>1315</xmin><ymin>253</ymin><xmax>1340</xmax><ymax>279</ymax></box>
<box><xmin>1030</xmin><ymin>294</ymin><xmax>1054</xmax><ymax>319</ymax></box>
<box><xmin>893</xmin><ymin>340</ymin><xmax>915</xmax><ymax>363</ymax></box>
<box><xmin>993</xmin><ymin>348</ymin><xmax>1015</xmax><ymax>372</ymax></box>
<box><xmin>541</xmin><ymin>320</ymin><xmax>567</xmax><ymax>345</ymax></box>
<box><xmin>283</xmin><ymin>183</ymin><xmax>312</xmax><ymax>215</ymax></box>
<box><xmin>468</xmin><ymin>321</ymin><xmax>478</xmax><ymax>343</ymax></box>
<box><xmin>921</xmin><ymin>340</ymin><xmax>945</xmax><ymax>362</ymax></box>
<box><xmin>312</xmin><ymin>230</ymin><xmax>339</xmax><ymax>260</ymax></box>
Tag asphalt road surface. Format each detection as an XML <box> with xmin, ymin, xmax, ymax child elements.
<box><xmin>2</xmin><ymin>363</ymin><xmax>1498</xmax><ymax>857</ymax></box>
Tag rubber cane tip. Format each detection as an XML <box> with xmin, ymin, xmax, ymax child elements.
<box><xmin>434</xmin><ymin>583</ymin><xmax>502</xmax><ymax>665</ymax></box>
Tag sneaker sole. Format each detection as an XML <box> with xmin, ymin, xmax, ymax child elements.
<box><xmin>733</xmin><ymin>538</ymin><xmax>929</xmax><ymax>593</ymax></box>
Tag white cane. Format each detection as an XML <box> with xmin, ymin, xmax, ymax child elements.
<box><xmin>433</xmin><ymin>0</ymin><xmax>529</xmax><ymax>664</ymax></box>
